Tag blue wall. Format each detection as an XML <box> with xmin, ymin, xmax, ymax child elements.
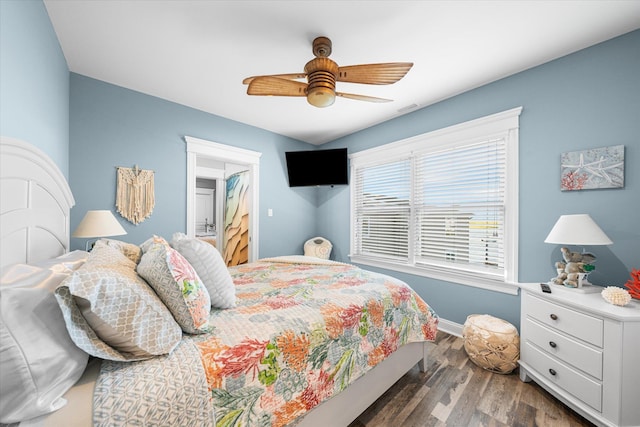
<box><xmin>69</xmin><ymin>74</ymin><xmax>318</xmax><ymax>256</ymax></box>
<box><xmin>4</xmin><ymin>0</ymin><xmax>638</xmax><ymax>330</ymax></box>
<box><xmin>322</xmin><ymin>30</ymin><xmax>640</xmax><ymax>328</ymax></box>
<box><xmin>0</xmin><ymin>0</ymin><xmax>70</xmax><ymax>178</ymax></box>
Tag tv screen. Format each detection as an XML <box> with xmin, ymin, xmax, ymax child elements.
<box><xmin>285</xmin><ymin>148</ymin><xmax>348</xmax><ymax>187</ymax></box>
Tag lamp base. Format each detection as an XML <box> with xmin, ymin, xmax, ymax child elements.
<box><xmin>85</xmin><ymin>239</ymin><xmax>98</xmax><ymax>252</ymax></box>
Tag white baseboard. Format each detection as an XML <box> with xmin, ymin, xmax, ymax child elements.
<box><xmin>436</xmin><ymin>318</ymin><xmax>463</xmax><ymax>338</ymax></box>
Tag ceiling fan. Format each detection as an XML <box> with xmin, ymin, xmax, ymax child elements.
<box><xmin>242</xmin><ymin>37</ymin><xmax>413</xmax><ymax>108</ymax></box>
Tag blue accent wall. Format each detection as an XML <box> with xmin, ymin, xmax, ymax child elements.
<box><xmin>0</xmin><ymin>0</ymin><xmax>69</xmax><ymax>177</ymax></box>
<box><xmin>69</xmin><ymin>74</ymin><xmax>318</xmax><ymax>256</ymax></box>
<box><xmin>322</xmin><ymin>30</ymin><xmax>640</xmax><ymax>328</ymax></box>
<box><xmin>4</xmin><ymin>0</ymin><xmax>638</xmax><ymax>331</ymax></box>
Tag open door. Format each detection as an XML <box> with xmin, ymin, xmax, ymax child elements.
<box><xmin>185</xmin><ymin>136</ymin><xmax>261</xmax><ymax>263</ymax></box>
<box><xmin>223</xmin><ymin>171</ymin><xmax>250</xmax><ymax>266</ymax></box>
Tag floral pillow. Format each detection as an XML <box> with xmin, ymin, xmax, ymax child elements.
<box><xmin>137</xmin><ymin>237</ymin><xmax>211</xmax><ymax>334</ymax></box>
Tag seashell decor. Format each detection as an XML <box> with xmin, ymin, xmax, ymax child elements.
<box><xmin>601</xmin><ymin>286</ymin><xmax>632</xmax><ymax>306</ymax></box>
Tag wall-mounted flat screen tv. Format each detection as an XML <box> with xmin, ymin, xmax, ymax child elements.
<box><xmin>285</xmin><ymin>148</ymin><xmax>348</xmax><ymax>187</ymax></box>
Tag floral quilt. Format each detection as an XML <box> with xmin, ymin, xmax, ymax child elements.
<box><xmin>92</xmin><ymin>258</ymin><xmax>438</xmax><ymax>427</ymax></box>
<box><xmin>193</xmin><ymin>258</ymin><xmax>438</xmax><ymax>427</ymax></box>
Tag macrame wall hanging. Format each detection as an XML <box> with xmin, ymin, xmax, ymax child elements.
<box><xmin>116</xmin><ymin>165</ymin><xmax>155</xmax><ymax>225</ymax></box>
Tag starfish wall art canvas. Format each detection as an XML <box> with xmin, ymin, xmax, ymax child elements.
<box><xmin>560</xmin><ymin>145</ymin><xmax>625</xmax><ymax>191</ymax></box>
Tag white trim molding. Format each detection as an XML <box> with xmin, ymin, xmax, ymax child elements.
<box><xmin>185</xmin><ymin>136</ymin><xmax>262</xmax><ymax>262</ymax></box>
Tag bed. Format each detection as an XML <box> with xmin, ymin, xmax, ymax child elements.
<box><xmin>0</xmin><ymin>136</ymin><xmax>439</xmax><ymax>427</ymax></box>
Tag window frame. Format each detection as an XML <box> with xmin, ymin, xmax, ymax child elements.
<box><xmin>349</xmin><ymin>107</ymin><xmax>522</xmax><ymax>295</ymax></box>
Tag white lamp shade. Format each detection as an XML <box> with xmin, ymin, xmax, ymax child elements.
<box><xmin>72</xmin><ymin>210</ymin><xmax>127</xmax><ymax>238</ymax></box>
<box><xmin>544</xmin><ymin>214</ymin><xmax>612</xmax><ymax>245</ymax></box>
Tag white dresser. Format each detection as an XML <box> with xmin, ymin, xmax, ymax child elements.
<box><xmin>519</xmin><ymin>283</ymin><xmax>640</xmax><ymax>427</ymax></box>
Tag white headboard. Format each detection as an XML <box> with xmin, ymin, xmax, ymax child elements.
<box><xmin>0</xmin><ymin>136</ymin><xmax>75</xmax><ymax>272</ymax></box>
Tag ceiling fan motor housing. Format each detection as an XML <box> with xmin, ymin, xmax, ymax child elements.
<box><xmin>304</xmin><ymin>57</ymin><xmax>338</xmax><ymax>107</ymax></box>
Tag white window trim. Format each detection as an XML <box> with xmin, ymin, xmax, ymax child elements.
<box><xmin>349</xmin><ymin>107</ymin><xmax>522</xmax><ymax>295</ymax></box>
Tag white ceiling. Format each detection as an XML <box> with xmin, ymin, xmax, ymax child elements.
<box><xmin>44</xmin><ymin>1</ymin><xmax>640</xmax><ymax>145</ymax></box>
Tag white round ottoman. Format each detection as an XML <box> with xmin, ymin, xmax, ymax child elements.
<box><xmin>462</xmin><ymin>314</ymin><xmax>520</xmax><ymax>374</ymax></box>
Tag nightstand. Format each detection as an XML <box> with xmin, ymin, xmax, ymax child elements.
<box><xmin>518</xmin><ymin>283</ymin><xmax>640</xmax><ymax>427</ymax></box>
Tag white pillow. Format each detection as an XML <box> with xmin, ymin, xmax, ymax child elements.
<box><xmin>0</xmin><ymin>251</ymin><xmax>90</xmax><ymax>424</ymax></box>
<box><xmin>171</xmin><ymin>232</ymin><xmax>236</xmax><ymax>309</ymax></box>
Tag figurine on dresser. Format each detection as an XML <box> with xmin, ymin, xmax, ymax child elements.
<box><xmin>551</xmin><ymin>247</ymin><xmax>596</xmax><ymax>287</ymax></box>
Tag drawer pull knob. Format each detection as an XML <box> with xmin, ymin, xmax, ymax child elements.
<box><xmin>550</xmin><ymin>314</ymin><xmax>558</xmax><ymax>320</ymax></box>
<box><xmin>549</xmin><ymin>341</ymin><xmax>557</xmax><ymax>348</ymax></box>
<box><xmin>549</xmin><ymin>368</ymin><xmax>557</xmax><ymax>376</ymax></box>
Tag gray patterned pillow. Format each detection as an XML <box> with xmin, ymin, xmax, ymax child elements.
<box><xmin>170</xmin><ymin>233</ymin><xmax>236</xmax><ymax>309</ymax></box>
<box><xmin>55</xmin><ymin>244</ymin><xmax>182</xmax><ymax>362</ymax></box>
<box><xmin>137</xmin><ymin>237</ymin><xmax>211</xmax><ymax>334</ymax></box>
<box><xmin>95</xmin><ymin>238</ymin><xmax>142</xmax><ymax>264</ymax></box>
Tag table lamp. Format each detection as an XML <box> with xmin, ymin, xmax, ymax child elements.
<box><xmin>544</xmin><ymin>214</ymin><xmax>612</xmax><ymax>289</ymax></box>
<box><xmin>72</xmin><ymin>210</ymin><xmax>127</xmax><ymax>251</ymax></box>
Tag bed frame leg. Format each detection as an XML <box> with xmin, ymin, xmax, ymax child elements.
<box><xmin>418</xmin><ymin>343</ymin><xmax>428</xmax><ymax>373</ymax></box>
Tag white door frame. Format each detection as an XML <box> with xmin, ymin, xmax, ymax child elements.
<box><xmin>185</xmin><ymin>136</ymin><xmax>261</xmax><ymax>262</ymax></box>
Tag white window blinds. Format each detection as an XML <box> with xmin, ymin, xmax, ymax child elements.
<box><xmin>414</xmin><ymin>137</ymin><xmax>506</xmax><ymax>278</ymax></box>
<box><xmin>353</xmin><ymin>158</ymin><xmax>411</xmax><ymax>261</ymax></box>
<box><xmin>349</xmin><ymin>107</ymin><xmax>521</xmax><ymax>292</ymax></box>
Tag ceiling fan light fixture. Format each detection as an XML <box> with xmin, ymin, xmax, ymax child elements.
<box><xmin>242</xmin><ymin>36</ymin><xmax>412</xmax><ymax>107</ymax></box>
<box><xmin>307</xmin><ymin>86</ymin><xmax>335</xmax><ymax>107</ymax></box>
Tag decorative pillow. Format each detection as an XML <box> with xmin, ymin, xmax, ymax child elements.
<box><xmin>95</xmin><ymin>238</ymin><xmax>142</xmax><ymax>264</ymax></box>
<box><xmin>55</xmin><ymin>243</ymin><xmax>182</xmax><ymax>362</ymax></box>
<box><xmin>171</xmin><ymin>232</ymin><xmax>236</xmax><ymax>309</ymax></box>
<box><xmin>137</xmin><ymin>237</ymin><xmax>211</xmax><ymax>334</ymax></box>
<box><xmin>0</xmin><ymin>251</ymin><xmax>89</xmax><ymax>424</ymax></box>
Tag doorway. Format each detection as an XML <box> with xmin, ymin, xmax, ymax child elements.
<box><xmin>185</xmin><ymin>136</ymin><xmax>262</xmax><ymax>263</ymax></box>
<box><xmin>195</xmin><ymin>186</ymin><xmax>215</xmax><ymax>234</ymax></box>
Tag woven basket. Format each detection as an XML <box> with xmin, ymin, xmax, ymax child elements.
<box><xmin>462</xmin><ymin>314</ymin><xmax>520</xmax><ymax>374</ymax></box>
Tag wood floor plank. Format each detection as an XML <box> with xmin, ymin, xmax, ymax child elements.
<box><xmin>476</xmin><ymin>372</ymin><xmax>522</xmax><ymax>424</ymax></box>
<box><xmin>443</xmin><ymin>365</ymin><xmax>492</xmax><ymax>426</ymax></box>
<box><xmin>431</xmin><ymin>366</ymin><xmax>473</xmax><ymax>423</ymax></box>
<box><xmin>468</xmin><ymin>409</ymin><xmax>511</xmax><ymax>427</ymax></box>
<box><xmin>392</xmin><ymin>383</ymin><xmax>431</xmax><ymax>426</ymax></box>
<box><xmin>350</xmin><ymin>331</ymin><xmax>595</xmax><ymax>427</ymax></box>
<box><xmin>510</xmin><ymin>401</ymin><xmax>538</xmax><ymax>427</ymax></box>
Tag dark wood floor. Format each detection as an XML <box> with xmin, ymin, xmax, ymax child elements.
<box><xmin>349</xmin><ymin>331</ymin><xmax>595</xmax><ymax>427</ymax></box>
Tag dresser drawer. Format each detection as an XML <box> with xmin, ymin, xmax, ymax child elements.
<box><xmin>524</xmin><ymin>294</ymin><xmax>603</xmax><ymax>347</ymax></box>
<box><xmin>523</xmin><ymin>342</ymin><xmax>602</xmax><ymax>412</ymax></box>
<box><xmin>523</xmin><ymin>318</ymin><xmax>602</xmax><ymax>380</ymax></box>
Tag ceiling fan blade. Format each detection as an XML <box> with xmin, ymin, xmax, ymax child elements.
<box><xmin>337</xmin><ymin>62</ymin><xmax>413</xmax><ymax>85</ymax></box>
<box><xmin>243</xmin><ymin>73</ymin><xmax>307</xmax><ymax>85</ymax></box>
<box><xmin>336</xmin><ymin>92</ymin><xmax>392</xmax><ymax>103</ymax></box>
<box><xmin>247</xmin><ymin>76</ymin><xmax>307</xmax><ymax>97</ymax></box>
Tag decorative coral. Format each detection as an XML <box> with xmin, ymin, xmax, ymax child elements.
<box><xmin>601</xmin><ymin>286</ymin><xmax>632</xmax><ymax>306</ymax></box>
<box><xmin>624</xmin><ymin>269</ymin><xmax>640</xmax><ymax>299</ymax></box>
<box><xmin>561</xmin><ymin>170</ymin><xmax>589</xmax><ymax>191</ymax></box>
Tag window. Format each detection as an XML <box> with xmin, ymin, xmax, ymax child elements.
<box><xmin>350</xmin><ymin>108</ymin><xmax>521</xmax><ymax>294</ymax></box>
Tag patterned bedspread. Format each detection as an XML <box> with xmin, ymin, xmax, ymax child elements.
<box><xmin>93</xmin><ymin>258</ymin><xmax>438</xmax><ymax>427</ymax></box>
